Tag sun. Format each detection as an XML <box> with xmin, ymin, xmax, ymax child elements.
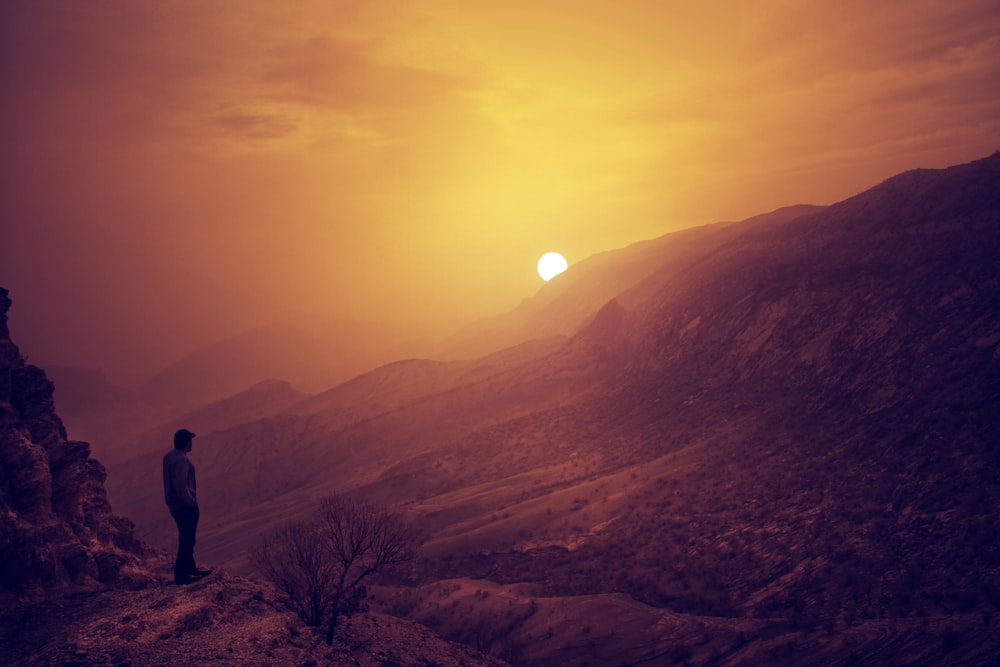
<box><xmin>537</xmin><ymin>252</ymin><xmax>568</xmax><ymax>281</ymax></box>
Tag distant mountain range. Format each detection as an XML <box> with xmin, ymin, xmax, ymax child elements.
<box><xmin>0</xmin><ymin>289</ymin><xmax>502</xmax><ymax>666</ymax></box>
<box><xmin>436</xmin><ymin>204</ymin><xmax>826</xmax><ymax>360</ymax></box>
<box><xmin>100</xmin><ymin>154</ymin><xmax>1000</xmax><ymax>664</ymax></box>
<box><xmin>5</xmin><ymin>152</ymin><xmax>992</xmax><ymax>664</ymax></box>
<box><xmin>48</xmin><ymin>319</ymin><xmax>427</xmax><ymax>463</ymax></box>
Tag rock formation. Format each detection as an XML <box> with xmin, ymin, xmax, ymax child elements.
<box><xmin>0</xmin><ymin>288</ymin><xmax>148</xmax><ymax>599</ymax></box>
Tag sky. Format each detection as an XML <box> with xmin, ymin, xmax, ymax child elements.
<box><xmin>1</xmin><ymin>0</ymin><xmax>998</xmax><ymax>385</ymax></box>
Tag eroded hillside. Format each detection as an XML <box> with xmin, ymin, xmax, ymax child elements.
<box><xmin>94</xmin><ymin>154</ymin><xmax>1000</xmax><ymax>665</ymax></box>
<box><xmin>0</xmin><ymin>289</ymin><xmax>507</xmax><ymax>666</ymax></box>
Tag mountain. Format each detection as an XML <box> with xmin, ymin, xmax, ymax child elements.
<box><xmin>95</xmin><ymin>154</ymin><xmax>1000</xmax><ymax>664</ymax></box>
<box><xmin>104</xmin><ymin>378</ymin><xmax>313</xmax><ymax>535</ymax></box>
<box><xmin>45</xmin><ymin>365</ymin><xmax>144</xmax><ymax>449</ymax></box>
<box><xmin>137</xmin><ymin>318</ymin><xmax>426</xmax><ymax>405</ymax></box>
<box><xmin>436</xmin><ymin>205</ymin><xmax>825</xmax><ymax>360</ymax></box>
<box><xmin>161</xmin><ymin>378</ymin><xmax>309</xmax><ymax>437</ymax></box>
<box><xmin>0</xmin><ymin>290</ymin><xmax>508</xmax><ymax>666</ymax></box>
<box><xmin>48</xmin><ymin>320</ymin><xmax>418</xmax><ymax>465</ymax></box>
<box><xmin>107</xmin><ymin>207</ymin><xmax>835</xmax><ymax>559</ymax></box>
<box><xmin>367</xmin><ymin>154</ymin><xmax>1000</xmax><ymax>662</ymax></box>
<box><xmin>104</xmin><ymin>377</ymin><xmax>308</xmax><ymax>465</ymax></box>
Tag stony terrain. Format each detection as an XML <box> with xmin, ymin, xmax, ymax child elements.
<box><xmin>0</xmin><ymin>559</ymin><xmax>506</xmax><ymax>666</ymax></box>
<box><xmin>372</xmin><ymin>579</ymin><xmax>999</xmax><ymax>666</ymax></box>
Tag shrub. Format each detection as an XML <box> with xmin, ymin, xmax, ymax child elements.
<box><xmin>253</xmin><ymin>494</ymin><xmax>416</xmax><ymax>644</ymax></box>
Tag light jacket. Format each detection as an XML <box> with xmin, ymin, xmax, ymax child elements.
<box><xmin>163</xmin><ymin>448</ymin><xmax>198</xmax><ymax>512</ymax></box>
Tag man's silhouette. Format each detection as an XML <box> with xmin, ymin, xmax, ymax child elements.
<box><xmin>163</xmin><ymin>428</ymin><xmax>212</xmax><ymax>585</ymax></box>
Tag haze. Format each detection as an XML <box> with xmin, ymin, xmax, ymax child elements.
<box><xmin>1</xmin><ymin>0</ymin><xmax>997</xmax><ymax>384</ymax></box>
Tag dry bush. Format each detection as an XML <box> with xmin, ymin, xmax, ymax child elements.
<box><xmin>252</xmin><ymin>517</ymin><xmax>334</xmax><ymax>627</ymax></box>
<box><xmin>253</xmin><ymin>495</ymin><xmax>416</xmax><ymax>643</ymax></box>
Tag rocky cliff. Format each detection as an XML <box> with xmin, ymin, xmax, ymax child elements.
<box><xmin>0</xmin><ymin>288</ymin><xmax>148</xmax><ymax>599</ymax></box>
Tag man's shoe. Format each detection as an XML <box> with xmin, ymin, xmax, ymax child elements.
<box><xmin>175</xmin><ymin>574</ymin><xmax>200</xmax><ymax>586</ymax></box>
<box><xmin>189</xmin><ymin>567</ymin><xmax>213</xmax><ymax>577</ymax></box>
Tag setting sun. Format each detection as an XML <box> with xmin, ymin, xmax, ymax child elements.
<box><xmin>537</xmin><ymin>252</ymin><xmax>568</xmax><ymax>281</ymax></box>
<box><xmin>0</xmin><ymin>1</ymin><xmax>997</xmax><ymax>661</ymax></box>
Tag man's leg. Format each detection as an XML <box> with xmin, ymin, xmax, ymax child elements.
<box><xmin>171</xmin><ymin>507</ymin><xmax>199</xmax><ymax>582</ymax></box>
<box><xmin>183</xmin><ymin>506</ymin><xmax>199</xmax><ymax>574</ymax></box>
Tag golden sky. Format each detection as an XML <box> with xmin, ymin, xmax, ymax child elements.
<box><xmin>1</xmin><ymin>0</ymin><xmax>998</xmax><ymax>382</ymax></box>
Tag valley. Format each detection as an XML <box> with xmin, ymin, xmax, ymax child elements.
<box><xmin>22</xmin><ymin>153</ymin><xmax>1000</xmax><ymax>665</ymax></box>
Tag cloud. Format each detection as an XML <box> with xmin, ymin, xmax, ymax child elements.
<box><xmin>3</xmin><ymin>0</ymin><xmax>999</xmax><ymax>378</ymax></box>
<box><xmin>211</xmin><ymin>112</ymin><xmax>300</xmax><ymax>140</ymax></box>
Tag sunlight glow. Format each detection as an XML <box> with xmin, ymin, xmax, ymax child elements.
<box><xmin>537</xmin><ymin>252</ymin><xmax>568</xmax><ymax>281</ymax></box>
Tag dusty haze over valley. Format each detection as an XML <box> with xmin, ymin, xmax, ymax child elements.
<box><xmin>3</xmin><ymin>1</ymin><xmax>998</xmax><ymax>384</ymax></box>
<box><xmin>2</xmin><ymin>1</ymin><xmax>1000</xmax><ymax>665</ymax></box>
<box><xmin>3</xmin><ymin>153</ymin><xmax>1000</xmax><ymax>665</ymax></box>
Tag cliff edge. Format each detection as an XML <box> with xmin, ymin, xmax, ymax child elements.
<box><xmin>0</xmin><ymin>288</ymin><xmax>150</xmax><ymax>599</ymax></box>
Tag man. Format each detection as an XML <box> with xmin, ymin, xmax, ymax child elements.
<box><xmin>163</xmin><ymin>428</ymin><xmax>212</xmax><ymax>585</ymax></box>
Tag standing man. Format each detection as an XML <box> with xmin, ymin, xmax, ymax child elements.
<box><xmin>163</xmin><ymin>428</ymin><xmax>212</xmax><ymax>585</ymax></box>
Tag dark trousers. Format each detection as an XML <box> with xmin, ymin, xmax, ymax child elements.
<box><xmin>170</xmin><ymin>506</ymin><xmax>200</xmax><ymax>577</ymax></box>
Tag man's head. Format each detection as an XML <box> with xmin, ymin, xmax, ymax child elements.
<box><xmin>173</xmin><ymin>428</ymin><xmax>196</xmax><ymax>451</ymax></box>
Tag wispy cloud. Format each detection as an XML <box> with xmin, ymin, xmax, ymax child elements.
<box><xmin>2</xmin><ymin>0</ymin><xmax>998</xmax><ymax>378</ymax></box>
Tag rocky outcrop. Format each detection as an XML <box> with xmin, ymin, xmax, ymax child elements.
<box><xmin>0</xmin><ymin>288</ymin><xmax>149</xmax><ymax>598</ymax></box>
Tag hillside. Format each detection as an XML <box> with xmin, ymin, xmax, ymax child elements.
<box><xmin>0</xmin><ymin>290</ymin><xmax>507</xmax><ymax>666</ymax></box>
<box><xmin>98</xmin><ymin>154</ymin><xmax>1000</xmax><ymax>664</ymax></box>
<box><xmin>133</xmin><ymin>321</ymin><xmax>398</xmax><ymax>412</ymax></box>
<box><xmin>48</xmin><ymin>320</ymin><xmax>423</xmax><ymax>466</ymax></box>
<box><xmin>390</xmin><ymin>153</ymin><xmax>1000</xmax><ymax>617</ymax></box>
<box><xmin>45</xmin><ymin>365</ymin><xmax>140</xmax><ymax>447</ymax></box>
<box><xmin>107</xmin><ymin>207</ymin><xmax>825</xmax><ymax>558</ymax></box>
<box><xmin>101</xmin><ymin>378</ymin><xmax>309</xmax><ymax>467</ymax></box>
<box><xmin>435</xmin><ymin>205</ymin><xmax>824</xmax><ymax>361</ymax></box>
<box><xmin>1</xmin><ymin>567</ymin><xmax>506</xmax><ymax>667</ymax></box>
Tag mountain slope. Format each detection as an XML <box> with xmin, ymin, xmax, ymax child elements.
<box><xmin>1</xmin><ymin>570</ymin><xmax>506</xmax><ymax>667</ymax></box>
<box><xmin>438</xmin><ymin>205</ymin><xmax>824</xmax><ymax>360</ymax></box>
<box><xmin>45</xmin><ymin>365</ymin><xmax>139</xmax><ymax>445</ymax></box>
<box><xmin>103</xmin><ymin>154</ymin><xmax>1000</xmax><ymax>665</ymax></box>
<box><xmin>349</xmin><ymin>155</ymin><xmax>1000</xmax><ymax>664</ymax></box>
<box><xmin>0</xmin><ymin>289</ymin><xmax>509</xmax><ymax>666</ymax></box>
<box><xmin>102</xmin><ymin>378</ymin><xmax>308</xmax><ymax>470</ymax></box>
<box><xmin>405</xmin><ymin>153</ymin><xmax>1000</xmax><ymax>621</ymax></box>
<box><xmin>49</xmin><ymin>319</ymin><xmax>421</xmax><ymax>466</ymax></box>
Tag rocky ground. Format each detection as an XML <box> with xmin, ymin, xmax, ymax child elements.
<box><xmin>0</xmin><ymin>557</ymin><xmax>506</xmax><ymax>667</ymax></box>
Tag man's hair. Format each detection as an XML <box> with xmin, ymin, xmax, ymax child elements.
<box><xmin>174</xmin><ymin>429</ymin><xmax>196</xmax><ymax>449</ymax></box>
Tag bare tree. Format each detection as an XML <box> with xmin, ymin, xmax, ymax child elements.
<box><xmin>318</xmin><ymin>495</ymin><xmax>415</xmax><ymax>643</ymax></box>
<box><xmin>253</xmin><ymin>494</ymin><xmax>416</xmax><ymax>644</ymax></box>
<box><xmin>252</xmin><ymin>517</ymin><xmax>336</xmax><ymax>627</ymax></box>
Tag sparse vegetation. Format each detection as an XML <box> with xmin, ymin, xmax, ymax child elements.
<box><xmin>17</xmin><ymin>155</ymin><xmax>998</xmax><ymax>665</ymax></box>
<box><xmin>253</xmin><ymin>495</ymin><xmax>417</xmax><ymax>644</ymax></box>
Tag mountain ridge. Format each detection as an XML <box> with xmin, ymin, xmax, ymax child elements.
<box><xmin>108</xmin><ymin>155</ymin><xmax>999</xmax><ymax>578</ymax></box>
<box><xmin>203</xmin><ymin>153</ymin><xmax>997</xmax><ymax>662</ymax></box>
<box><xmin>0</xmin><ymin>291</ymin><xmax>512</xmax><ymax>666</ymax></box>
<box><xmin>20</xmin><ymin>152</ymin><xmax>1000</xmax><ymax>665</ymax></box>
